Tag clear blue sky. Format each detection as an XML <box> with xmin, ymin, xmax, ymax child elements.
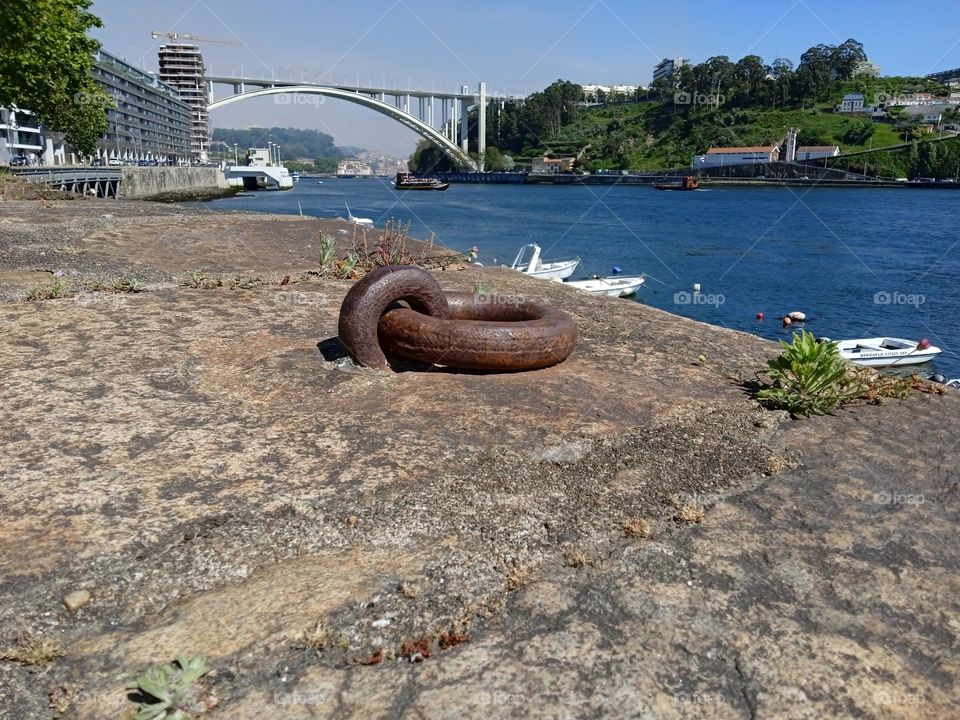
<box><xmin>90</xmin><ymin>0</ymin><xmax>960</xmax><ymax>156</ymax></box>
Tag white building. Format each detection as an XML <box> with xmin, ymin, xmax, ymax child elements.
<box><xmin>653</xmin><ymin>58</ymin><xmax>687</xmax><ymax>85</ymax></box>
<box><xmin>692</xmin><ymin>145</ymin><xmax>780</xmax><ymax>169</ymax></box>
<box><xmin>245</xmin><ymin>148</ymin><xmax>272</xmax><ymax>166</ymax></box>
<box><xmin>531</xmin><ymin>156</ymin><xmax>574</xmax><ymax>174</ymax></box>
<box><xmin>337</xmin><ymin>158</ymin><xmax>373</xmax><ymax>176</ymax></box>
<box><xmin>0</xmin><ymin>107</ymin><xmax>44</xmax><ymax>164</ymax></box>
<box><xmin>795</xmin><ymin>145</ymin><xmax>840</xmax><ymax>161</ymax></box>
<box><xmin>838</xmin><ymin>93</ymin><xmax>865</xmax><ymax>112</ymax></box>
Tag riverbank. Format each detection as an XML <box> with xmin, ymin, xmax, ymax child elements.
<box><xmin>1</xmin><ymin>200</ymin><xmax>958</xmax><ymax>719</ymax></box>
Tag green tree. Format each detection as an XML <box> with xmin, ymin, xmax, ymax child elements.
<box><xmin>0</xmin><ymin>0</ymin><xmax>111</xmax><ymax>154</ymax></box>
<box><xmin>408</xmin><ymin>139</ymin><xmax>457</xmax><ymax>173</ymax></box>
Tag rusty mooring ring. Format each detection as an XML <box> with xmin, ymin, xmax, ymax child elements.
<box><xmin>337</xmin><ymin>265</ymin><xmax>577</xmax><ymax>371</ymax></box>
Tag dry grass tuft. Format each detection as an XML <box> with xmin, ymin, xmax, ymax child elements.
<box><xmin>2</xmin><ymin>632</ymin><xmax>64</xmax><ymax>667</ymax></box>
<box><xmin>675</xmin><ymin>505</ymin><xmax>705</xmax><ymax>524</ymax></box>
<box><xmin>622</xmin><ymin>518</ymin><xmax>653</xmax><ymax>538</ymax></box>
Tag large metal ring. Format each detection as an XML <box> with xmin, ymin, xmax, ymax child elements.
<box><xmin>337</xmin><ymin>265</ymin><xmax>577</xmax><ymax>371</ymax></box>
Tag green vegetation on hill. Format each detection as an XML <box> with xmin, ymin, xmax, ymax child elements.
<box><xmin>466</xmin><ymin>39</ymin><xmax>960</xmax><ymax>179</ymax></box>
<box><xmin>211</xmin><ymin>127</ymin><xmax>343</xmax><ymax>168</ymax></box>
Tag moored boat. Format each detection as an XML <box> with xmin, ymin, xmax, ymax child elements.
<box><xmin>561</xmin><ymin>275</ymin><xmax>645</xmax><ymax>298</ymax></box>
<box><xmin>653</xmin><ymin>175</ymin><xmax>700</xmax><ymax>191</ymax></box>
<box><xmin>393</xmin><ymin>172</ymin><xmax>450</xmax><ymax>191</ymax></box>
<box><xmin>508</xmin><ymin>243</ymin><xmax>579</xmax><ymax>280</ymax></box>
<box><xmin>830</xmin><ymin>337</ymin><xmax>941</xmax><ymax>367</ymax></box>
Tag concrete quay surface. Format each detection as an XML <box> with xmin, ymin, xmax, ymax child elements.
<box><xmin>0</xmin><ymin>199</ymin><xmax>957</xmax><ymax>719</ymax></box>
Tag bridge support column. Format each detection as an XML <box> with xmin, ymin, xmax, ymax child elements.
<box><xmin>478</xmin><ymin>82</ymin><xmax>486</xmax><ymax>172</ymax></box>
<box><xmin>207</xmin><ymin>81</ymin><xmax>215</xmax><ymax>102</ymax></box>
<box><xmin>460</xmin><ymin>86</ymin><xmax>469</xmax><ymax>154</ymax></box>
<box><xmin>428</xmin><ymin>96</ymin><xmax>434</xmax><ymax>128</ymax></box>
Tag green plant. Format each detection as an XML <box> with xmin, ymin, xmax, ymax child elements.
<box><xmin>757</xmin><ymin>331</ymin><xmax>868</xmax><ymax>416</ymax></box>
<box><xmin>318</xmin><ymin>233</ymin><xmax>338</xmax><ymax>273</ymax></box>
<box><xmin>127</xmin><ymin>655</ymin><xmax>213</xmax><ymax>720</ymax></box>
<box><xmin>25</xmin><ymin>280</ymin><xmax>68</xmax><ymax>301</ymax></box>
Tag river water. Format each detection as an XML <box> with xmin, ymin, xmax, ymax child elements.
<box><xmin>204</xmin><ymin>179</ymin><xmax>960</xmax><ymax>378</ymax></box>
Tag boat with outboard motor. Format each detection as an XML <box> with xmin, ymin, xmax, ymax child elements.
<box><xmin>507</xmin><ymin>243</ymin><xmax>580</xmax><ymax>280</ymax></box>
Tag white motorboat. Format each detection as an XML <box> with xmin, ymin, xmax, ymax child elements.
<box><xmin>831</xmin><ymin>337</ymin><xmax>942</xmax><ymax>367</ymax></box>
<box><xmin>508</xmin><ymin>243</ymin><xmax>579</xmax><ymax>280</ymax></box>
<box><xmin>344</xmin><ymin>202</ymin><xmax>373</xmax><ymax>227</ymax></box>
<box><xmin>560</xmin><ymin>274</ymin><xmax>646</xmax><ymax>297</ymax></box>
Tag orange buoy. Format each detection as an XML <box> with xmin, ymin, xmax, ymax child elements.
<box><xmin>757</xmin><ymin>312</ymin><xmax>764</xmax><ymax>320</ymax></box>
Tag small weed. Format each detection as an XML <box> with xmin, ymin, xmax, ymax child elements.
<box><xmin>186</xmin><ymin>270</ymin><xmax>222</xmax><ymax>289</ymax></box>
<box><xmin>438</xmin><ymin>628</ymin><xmax>470</xmax><ymax>650</ymax></box>
<box><xmin>399</xmin><ymin>636</ymin><xmax>433</xmax><ymax>663</ymax></box>
<box><xmin>622</xmin><ymin>518</ymin><xmax>652</xmax><ymax>538</ymax></box>
<box><xmin>565</xmin><ymin>549</ymin><xmax>591</xmax><ymax>567</ymax></box>
<box><xmin>398</xmin><ymin>582</ymin><xmax>421</xmax><ymax>599</ymax></box>
<box><xmin>319</xmin><ymin>233</ymin><xmax>339</xmax><ymax>273</ymax></box>
<box><xmin>675</xmin><ymin>505</ymin><xmax>705</xmax><ymax>524</ymax></box>
<box><xmin>302</xmin><ymin>621</ymin><xmax>329</xmax><ymax>651</ymax></box>
<box><xmin>1</xmin><ymin>631</ymin><xmax>64</xmax><ymax>667</ymax></box>
<box><xmin>501</xmin><ymin>562</ymin><xmax>537</xmax><ymax>591</ymax></box>
<box><xmin>127</xmin><ymin>654</ymin><xmax>216</xmax><ymax>719</ymax></box>
<box><xmin>757</xmin><ymin>331</ymin><xmax>868</xmax><ymax>416</ymax></box>
<box><xmin>473</xmin><ymin>282</ymin><xmax>493</xmax><ymax>295</ymax></box>
<box><xmin>110</xmin><ymin>275</ymin><xmax>145</xmax><ymax>293</ymax></box>
<box><xmin>25</xmin><ymin>280</ymin><xmax>68</xmax><ymax>301</ymax></box>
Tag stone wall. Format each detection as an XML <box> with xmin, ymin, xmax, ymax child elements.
<box><xmin>119</xmin><ymin>166</ymin><xmax>230</xmax><ymax>199</ymax></box>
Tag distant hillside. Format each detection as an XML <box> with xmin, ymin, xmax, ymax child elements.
<box><xmin>211</xmin><ymin>127</ymin><xmax>343</xmax><ymax>161</ymax></box>
<box><xmin>470</xmin><ymin>40</ymin><xmax>960</xmax><ymax>178</ymax></box>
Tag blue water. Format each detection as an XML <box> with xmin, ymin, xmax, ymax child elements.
<box><xmin>204</xmin><ymin>179</ymin><xmax>960</xmax><ymax>378</ymax></box>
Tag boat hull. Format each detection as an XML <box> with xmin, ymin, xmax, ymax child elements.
<box><xmin>512</xmin><ymin>259</ymin><xmax>580</xmax><ymax>280</ymax></box>
<box><xmin>563</xmin><ymin>276</ymin><xmax>645</xmax><ymax>297</ymax></box>
<box><xmin>835</xmin><ymin>337</ymin><xmax>942</xmax><ymax>367</ymax></box>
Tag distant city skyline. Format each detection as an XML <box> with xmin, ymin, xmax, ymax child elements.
<box><xmin>90</xmin><ymin>0</ymin><xmax>960</xmax><ymax>157</ymax></box>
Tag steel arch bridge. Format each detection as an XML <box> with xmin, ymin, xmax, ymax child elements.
<box><xmin>207</xmin><ymin>84</ymin><xmax>482</xmax><ymax>170</ymax></box>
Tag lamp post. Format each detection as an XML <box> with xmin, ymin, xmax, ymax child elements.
<box><xmin>233</xmin><ymin>143</ymin><xmax>238</xmax><ymax>165</ymax></box>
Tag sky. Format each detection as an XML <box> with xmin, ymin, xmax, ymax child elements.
<box><xmin>89</xmin><ymin>0</ymin><xmax>960</xmax><ymax>157</ymax></box>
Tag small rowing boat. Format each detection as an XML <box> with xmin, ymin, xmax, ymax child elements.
<box><xmin>830</xmin><ymin>337</ymin><xmax>941</xmax><ymax>367</ymax></box>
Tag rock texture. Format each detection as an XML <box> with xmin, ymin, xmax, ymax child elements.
<box><xmin>0</xmin><ymin>200</ymin><xmax>957</xmax><ymax>719</ymax></box>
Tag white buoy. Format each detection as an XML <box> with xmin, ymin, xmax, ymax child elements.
<box><xmin>693</xmin><ymin>283</ymin><xmax>701</xmax><ymax>292</ymax></box>
<box><xmin>788</xmin><ymin>311</ymin><xmax>806</xmax><ymax>321</ymax></box>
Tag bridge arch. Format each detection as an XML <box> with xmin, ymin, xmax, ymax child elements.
<box><xmin>208</xmin><ymin>86</ymin><xmax>476</xmax><ymax>170</ymax></box>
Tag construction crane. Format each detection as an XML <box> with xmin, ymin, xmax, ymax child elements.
<box><xmin>151</xmin><ymin>31</ymin><xmax>239</xmax><ymax>45</ymax></box>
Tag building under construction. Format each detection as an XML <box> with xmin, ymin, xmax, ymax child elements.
<box><xmin>157</xmin><ymin>44</ymin><xmax>209</xmax><ymax>161</ymax></box>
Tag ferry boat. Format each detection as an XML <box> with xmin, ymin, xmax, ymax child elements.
<box><xmin>392</xmin><ymin>172</ymin><xmax>450</xmax><ymax>191</ymax></box>
<box><xmin>653</xmin><ymin>175</ymin><xmax>700</xmax><ymax>191</ymax></box>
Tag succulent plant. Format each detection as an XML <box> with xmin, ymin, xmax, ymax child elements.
<box><xmin>127</xmin><ymin>655</ymin><xmax>213</xmax><ymax>720</ymax></box>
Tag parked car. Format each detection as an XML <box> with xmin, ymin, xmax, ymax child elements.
<box><xmin>108</xmin><ymin>158</ymin><xmax>122</xmax><ymax>166</ymax></box>
<box><xmin>10</xmin><ymin>155</ymin><xmax>28</xmax><ymax>167</ymax></box>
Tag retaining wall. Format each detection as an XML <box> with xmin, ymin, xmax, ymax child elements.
<box><xmin>119</xmin><ymin>167</ymin><xmax>230</xmax><ymax>199</ymax></box>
